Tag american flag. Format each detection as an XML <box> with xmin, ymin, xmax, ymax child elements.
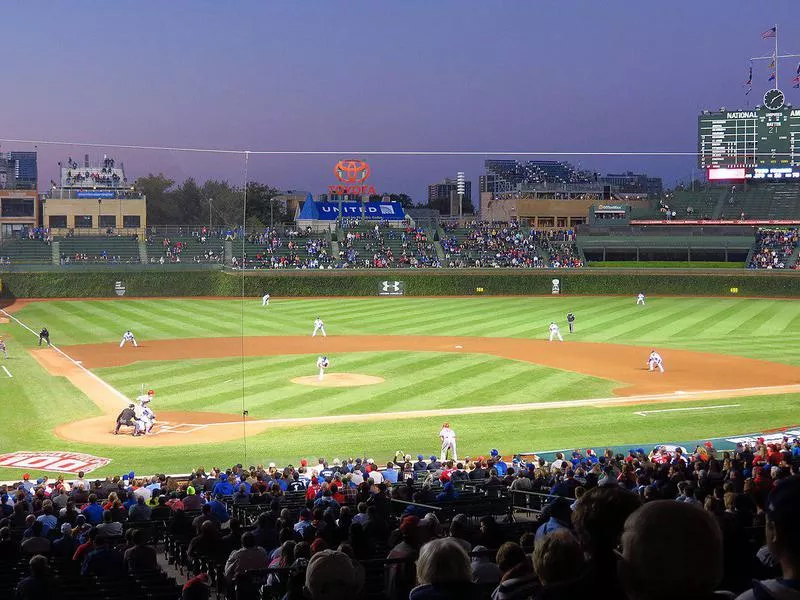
<box><xmin>763</xmin><ymin>27</ymin><xmax>777</xmax><ymax>39</ymax></box>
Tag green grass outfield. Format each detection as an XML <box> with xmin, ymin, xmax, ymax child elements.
<box><xmin>0</xmin><ymin>295</ymin><xmax>797</xmax><ymax>478</ymax></box>
<box><xmin>588</xmin><ymin>261</ymin><xmax>745</xmax><ymax>269</ymax></box>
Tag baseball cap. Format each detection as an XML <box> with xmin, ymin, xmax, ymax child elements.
<box><xmin>417</xmin><ymin>455</ymin><xmax>423</xmax><ymax>460</ymax></box>
<box><xmin>490</xmin><ymin>449</ymin><xmax>499</xmax><ymax>457</ymax></box>
<box><xmin>22</xmin><ymin>474</ymin><xmax>29</xmax><ymax>480</ymax></box>
<box><xmin>429</xmin><ymin>455</ymin><xmax>436</xmax><ymax>460</ymax></box>
<box><xmin>399</xmin><ymin>515</ymin><xmax>420</xmax><ymax>534</ymax></box>
<box><xmin>186</xmin><ymin>486</ymin><xmax>196</xmax><ymax>495</ymax></box>
<box><xmin>300</xmin><ymin>459</ymin><xmax>308</xmax><ymax>467</ymax></box>
<box><xmin>305</xmin><ymin>550</ymin><xmax>357</xmax><ymax>596</ymax></box>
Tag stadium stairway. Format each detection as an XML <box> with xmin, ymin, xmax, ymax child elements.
<box><xmin>711</xmin><ymin>189</ymin><xmax>732</xmax><ymax>219</ymax></box>
<box><xmin>138</xmin><ymin>241</ymin><xmax>148</xmax><ymax>264</ymax></box>
<box><xmin>434</xmin><ymin>239</ymin><xmax>446</xmax><ymax>262</ymax></box>
<box><xmin>51</xmin><ymin>241</ymin><xmax>59</xmax><ymax>265</ymax></box>
<box><xmin>789</xmin><ymin>246</ymin><xmax>800</xmax><ymax>269</ymax></box>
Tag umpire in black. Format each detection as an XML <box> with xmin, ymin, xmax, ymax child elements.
<box><xmin>115</xmin><ymin>404</ymin><xmax>136</xmax><ymax>435</ymax></box>
<box><xmin>38</xmin><ymin>328</ymin><xmax>50</xmax><ymax>347</ymax></box>
<box><xmin>567</xmin><ymin>312</ymin><xmax>575</xmax><ymax>333</ymax></box>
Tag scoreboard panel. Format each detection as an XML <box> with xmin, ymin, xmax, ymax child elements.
<box><xmin>698</xmin><ymin>104</ymin><xmax>800</xmax><ymax>169</ymax></box>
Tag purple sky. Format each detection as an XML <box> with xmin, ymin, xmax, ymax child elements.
<box><xmin>2</xmin><ymin>1</ymin><xmax>800</xmax><ymax>203</ymax></box>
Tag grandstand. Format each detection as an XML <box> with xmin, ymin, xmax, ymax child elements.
<box><xmin>0</xmin><ymin>238</ymin><xmax>52</xmax><ymax>265</ymax></box>
<box><xmin>237</xmin><ymin>228</ymin><xmax>335</xmax><ymax>269</ymax></box>
<box><xmin>660</xmin><ymin>188</ymin><xmax>730</xmax><ymax>220</ymax></box>
<box><xmin>337</xmin><ymin>222</ymin><xmax>440</xmax><ymax>268</ymax></box>
<box><xmin>58</xmin><ymin>236</ymin><xmax>140</xmax><ymax>265</ymax></box>
<box><xmin>720</xmin><ymin>183</ymin><xmax>800</xmax><ymax>220</ymax></box>
<box><xmin>146</xmin><ymin>235</ymin><xmax>224</xmax><ymax>265</ymax></box>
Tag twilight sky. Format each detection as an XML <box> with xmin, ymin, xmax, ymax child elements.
<box><xmin>2</xmin><ymin>1</ymin><xmax>800</xmax><ymax>203</ymax></box>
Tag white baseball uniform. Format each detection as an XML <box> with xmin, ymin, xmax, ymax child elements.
<box><xmin>316</xmin><ymin>356</ymin><xmax>329</xmax><ymax>380</ymax></box>
<box><xmin>262</xmin><ymin>293</ymin><xmax>270</xmax><ymax>306</ymax></box>
<box><xmin>120</xmin><ymin>331</ymin><xmax>137</xmax><ymax>347</ymax></box>
<box><xmin>637</xmin><ymin>293</ymin><xmax>646</xmax><ymax>305</ymax></box>
<box><xmin>648</xmin><ymin>351</ymin><xmax>664</xmax><ymax>373</ymax></box>
<box><xmin>133</xmin><ymin>402</ymin><xmax>148</xmax><ymax>435</ymax></box>
<box><xmin>312</xmin><ymin>318</ymin><xmax>326</xmax><ymax>337</ymax></box>
<box><xmin>439</xmin><ymin>426</ymin><xmax>457</xmax><ymax>461</ymax></box>
<box><xmin>548</xmin><ymin>323</ymin><xmax>563</xmax><ymax>342</ymax></box>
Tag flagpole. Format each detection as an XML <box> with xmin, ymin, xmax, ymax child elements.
<box><xmin>775</xmin><ymin>24</ymin><xmax>779</xmax><ymax>89</ymax></box>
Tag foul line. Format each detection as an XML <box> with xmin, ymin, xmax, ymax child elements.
<box><xmin>0</xmin><ymin>309</ymin><xmax>129</xmax><ymax>406</ymax></box>
<box><xmin>195</xmin><ymin>386</ymin><xmax>800</xmax><ymax>428</ymax></box>
<box><xmin>1</xmin><ymin>366</ymin><xmax>11</xmax><ymax>379</ymax></box>
<box><xmin>633</xmin><ymin>404</ymin><xmax>740</xmax><ymax>417</ymax></box>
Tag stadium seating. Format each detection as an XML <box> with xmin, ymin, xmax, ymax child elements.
<box><xmin>660</xmin><ymin>188</ymin><xmax>728</xmax><ymax>219</ymax></box>
<box><xmin>146</xmin><ymin>235</ymin><xmax>224</xmax><ymax>265</ymax></box>
<box><xmin>58</xmin><ymin>236</ymin><xmax>140</xmax><ymax>265</ymax></box>
<box><xmin>237</xmin><ymin>228</ymin><xmax>335</xmax><ymax>269</ymax></box>
<box><xmin>749</xmin><ymin>228</ymin><xmax>799</xmax><ymax>269</ymax></box>
<box><xmin>0</xmin><ymin>238</ymin><xmax>52</xmax><ymax>265</ymax></box>
<box><xmin>337</xmin><ymin>222</ymin><xmax>440</xmax><ymax>268</ymax></box>
<box><xmin>720</xmin><ymin>183</ymin><xmax>800</xmax><ymax>220</ymax></box>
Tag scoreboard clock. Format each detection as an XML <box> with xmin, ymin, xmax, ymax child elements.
<box><xmin>698</xmin><ymin>91</ymin><xmax>800</xmax><ymax>169</ymax></box>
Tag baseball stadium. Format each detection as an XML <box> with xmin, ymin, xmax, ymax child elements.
<box><xmin>1</xmin><ymin>7</ymin><xmax>800</xmax><ymax>600</ymax></box>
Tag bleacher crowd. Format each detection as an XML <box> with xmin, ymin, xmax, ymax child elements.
<box><xmin>748</xmin><ymin>229</ymin><xmax>799</xmax><ymax>270</ymax></box>
<box><xmin>2</xmin><ymin>434</ymin><xmax>799</xmax><ymax>599</ymax></box>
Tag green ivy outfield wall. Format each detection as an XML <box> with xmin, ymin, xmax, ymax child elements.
<box><xmin>1</xmin><ymin>269</ymin><xmax>799</xmax><ymax>300</ymax></box>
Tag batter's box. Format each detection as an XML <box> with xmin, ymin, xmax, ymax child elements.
<box><xmin>154</xmin><ymin>423</ymin><xmax>208</xmax><ymax>435</ymax></box>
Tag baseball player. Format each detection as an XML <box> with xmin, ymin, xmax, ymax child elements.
<box><xmin>312</xmin><ymin>317</ymin><xmax>327</xmax><ymax>337</ymax></box>
<box><xmin>548</xmin><ymin>321</ymin><xmax>563</xmax><ymax>342</ymax></box>
<box><xmin>140</xmin><ymin>396</ymin><xmax>156</xmax><ymax>433</ymax></box>
<box><xmin>566</xmin><ymin>312</ymin><xmax>575</xmax><ymax>334</ymax></box>
<box><xmin>637</xmin><ymin>292</ymin><xmax>646</xmax><ymax>306</ymax></box>
<box><xmin>0</xmin><ymin>337</ymin><xmax>7</xmax><ymax>359</ymax></box>
<box><xmin>262</xmin><ymin>293</ymin><xmax>270</xmax><ymax>307</ymax></box>
<box><xmin>120</xmin><ymin>330</ymin><xmax>138</xmax><ymax>348</ymax></box>
<box><xmin>115</xmin><ymin>404</ymin><xmax>136</xmax><ymax>435</ymax></box>
<box><xmin>133</xmin><ymin>389</ymin><xmax>156</xmax><ymax>435</ymax></box>
<box><xmin>439</xmin><ymin>422</ymin><xmax>457</xmax><ymax>462</ymax></box>
<box><xmin>38</xmin><ymin>328</ymin><xmax>50</xmax><ymax>347</ymax></box>
<box><xmin>647</xmin><ymin>350</ymin><xmax>665</xmax><ymax>373</ymax></box>
<box><xmin>316</xmin><ymin>355</ymin><xmax>329</xmax><ymax>381</ymax></box>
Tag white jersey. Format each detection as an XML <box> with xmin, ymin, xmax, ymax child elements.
<box><xmin>649</xmin><ymin>352</ymin><xmax>663</xmax><ymax>364</ymax></box>
<box><xmin>549</xmin><ymin>323</ymin><xmax>559</xmax><ymax>333</ymax></box>
<box><xmin>316</xmin><ymin>357</ymin><xmax>329</xmax><ymax>369</ymax></box>
<box><xmin>439</xmin><ymin>427</ymin><xmax>455</xmax><ymax>441</ymax></box>
<box><xmin>123</xmin><ymin>331</ymin><xmax>135</xmax><ymax>341</ymax></box>
<box><xmin>314</xmin><ymin>318</ymin><xmax>324</xmax><ymax>329</ymax></box>
<box><xmin>637</xmin><ymin>294</ymin><xmax>645</xmax><ymax>301</ymax></box>
<box><xmin>135</xmin><ymin>394</ymin><xmax>151</xmax><ymax>404</ymax></box>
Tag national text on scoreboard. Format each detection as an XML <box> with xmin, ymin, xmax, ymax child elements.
<box><xmin>698</xmin><ymin>105</ymin><xmax>800</xmax><ymax>169</ymax></box>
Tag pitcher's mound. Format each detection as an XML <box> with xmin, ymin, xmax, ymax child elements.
<box><xmin>291</xmin><ymin>373</ymin><xmax>385</xmax><ymax>387</ymax></box>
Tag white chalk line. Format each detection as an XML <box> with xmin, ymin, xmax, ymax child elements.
<box><xmin>633</xmin><ymin>404</ymin><xmax>740</xmax><ymax>417</ymax></box>
<box><xmin>1</xmin><ymin>366</ymin><xmax>12</xmax><ymax>378</ymax></box>
<box><xmin>195</xmin><ymin>385</ymin><xmax>800</xmax><ymax>428</ymax></box>
<box><xmin>0</xmin><ymin>309</ymin><xmax>129</xmax><ymax>406</ymax></box>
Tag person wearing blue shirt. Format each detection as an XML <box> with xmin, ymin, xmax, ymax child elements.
<box><xmin>82</xmin><ymin>495</ymin><xmax>104</xmax><ymax>525</ymax></box>
<box><xmin>207</xmin><ymin>494</ymin><xmax>230</xmax><ymax>524</ymax></box>
<box><xmin>490</xmin><ymin>450</ymin><xmax>508</xmax><ymax>476</ymax></box>
<box><xmin>383</xmin><ymin>462</ymin><xmax>399</xmax><ymax>484</ymax></box>
<box><xmin>212</xmin><ymin>473</ymin><xmax>234</xmax><ymax>496</ymax></box>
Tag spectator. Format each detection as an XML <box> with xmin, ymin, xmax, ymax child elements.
<box><xmin>124</xmin><ymin>528</ymin><xmax>158</xmax><ymax>573</ymax></box>
<box><xmin>51</xmin><ymin>523</ymin><xmax>77</xmax><ymax>558</ymax></box>
<box><xmin>386</xmin><ymin>516</ymin><xmax>423</xmax><ymax>600</ymax></box>
<box><xmin>224</xmin><ymin>531</ymin><xmax>270</xmax><ymax>583</ymax></box>
<box><xmin>533</xmin><ymin>530</ymin><xmax>584</xmax><ymax>587</ymax></box>
<box><xmin>736</xmin><ymin>476</ymin><xmax>800</xmax><ymax>599</ymax></box>
<box><xmin>410</xmin><ymin>538</ymin><xmax>482</xmax><ymax>599</ymax></box>
<box><xmin>14</xmin><ymin>555</ymin><xmax>54</xmax><ymax>600</ymax></box>
<box><xmin>305</xmin><ymin>549</ymin><xmax>363</xmax><ymax>600</ymax></box>
<box><xmin>96</xmin><ymin>510</ymin><xmax>123</xmax><ymax>537</ymax></box>
<box><xmin>618</xmin><ymin>500</ymin><xmax>725</xmax><ymax>600</ymax></box>
<box><xmin>471</xmin><ymin>545</ymin><xmax>502</xmax><ymax>585</ymax></box>
<box><xmin>492</xmin><ymin>542</ymin><xmax>538</xmax><ymax>600</ymax></box>
<box><xmin>128</xmin><ymin>495</ymin><xmax>152</xmax><ymax>522</ymax></box>
<box><xmin>535</xmin><ymin>498</ymin><xmax>572</xmax><ymax>542</ymax></box>
<box><xmin>20</xmin><ymin>521</ymin><xmax>50</xmax><ymax>556</ymax></box>
<box><xmin>82</xmin><ymin>535</ymin><xmax>125</xmax><ymax>577</ymax></box>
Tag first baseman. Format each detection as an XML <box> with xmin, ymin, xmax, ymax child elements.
<box><xmin>548</xmin><ymin>321</ymin><xmax>563</xmax><ymax>342</ymax></box>
<box><xmin>0</xmin><ymin>337</ymin><xmax>7</xmax><ymax>359</ymax></box>
<box><xmin>312</xmin><ymin>317</ymin><xmax>326</xmax><ymax>337</ymax></box>
<box><xmin>647</xmin><ymin>350</ymin><xmax>664</xmax><ymax>373</ymax></box>
<box><xmin>439</xmin><ymin>422</ymin><xmax>457</xmax><ymax>461</ymax></box>
<box><xmin>120</xmin><ymin>330</ymin><xmax>138</xmax><ymax>348</ymax></box>
<box><xmin>316</xmin><ymin>355</ymin><xmax>329</xmax><ymax>381</ymax></box>
<box><xmin>262</xmin><ymin>293</ymin><xmax>270</xmax><ymax>307</ymax></box>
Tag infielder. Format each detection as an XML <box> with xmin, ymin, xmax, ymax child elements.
<box><xmin>0</xmin><ymin>337</ymin><xmax>7</xmax><ymax>359</ymax></box>
<box><xmin>120</xmin><ymin>330</ymin><xmax>138</xmax><ymax>348</ymax></box>
<box><xmin>566</xmin><ymin>312</ymin><xmax>575</xmax><ymax>334</ymax></box>
<box><xmin>548</xmin><ymin>321</ymin><xmax>563</xmax><ymax>342</ymax></box>
<box><xmin>312</xmin><ymin>317</ymin><xmax>326</xmax><ymax>337</ymax></box>
<box><xmin>115</xmin><ymin>404</ymin><xmax>136</xmax><ymax>435</ymax></box>
<box><xmin>262</xmin><ymin>293</ymin><xmax>270</xmax><ymax>307</ymax></box>
<box><xmin>637</xmin><ymin>292</ymin><xmax>646</xmax><ymax>306</ymax></box>
<box><xmin>38</xmin><ymin>328</ymin><xmax>50</xmax><ymax>347</ymax></box>
<box><xmin>647</xmin><ymin>350</ymin><xmax>665</xmax><ymax>373</ymax></box>
<box><xmin>439</xmin><ymin>422</ymin><xmax>457</xmax><ymax>462</ymax></box>
<box><xmin>316</xmin><ymin>355</ymin><xmax>329</xmax><ymax>381</ymax></box>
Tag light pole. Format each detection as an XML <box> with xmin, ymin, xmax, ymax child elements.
<box><xmin>208</xmin><ymin>198</ymin><xmax>213</xmax><ymax>231</ymax></box>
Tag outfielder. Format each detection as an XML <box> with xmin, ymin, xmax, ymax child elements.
<box><xmin>0</xmin><ymin>337</ymin><xmax>7</xmax><ymax>359</ymax></box>
<box><xmin>115</xmin><ymin>404</ymin><xmax>136</xmax><ymax>435</ymax></box>
<box><xmin>262</xmin><ymin>293</ymin><xmax>270</xmax><ymax>307</ymax></box>
<box><xmin>637</xmin><ymin>293</ymin><xmax>646</xmax><ymax>306</ymax></box>
<box><xmin>316</xmin><ymin>355</ymin><xmax>329</xmax><ymax>381</ymax></box>
<box><xmin>439</xmin><ymin>422</ymin><xmax>457</xmax><ymax>461</ymax></box>
<box><xmin>647</xmin><ymin>350</ymin><xmax>665</xmax><ymax>373</ymax></box>
<box><xmin>120</xmin><ymin>330</ymin><xmax>138</xmax><ymax>348</ymax></box>
<box><xmin>548</xmin><ymin>321</ymin><xmax>563</xmax><ymax>342</ymax></box>
<box><xmin>312</xmin><ymin>317</ymin><xmax>326</xmax><ymax>337</ymax></box>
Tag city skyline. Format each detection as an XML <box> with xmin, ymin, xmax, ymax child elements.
<box><xmin>1</xmin><ymin>1</ymin><xmax>799</xmax><ymax>203</ymax></box>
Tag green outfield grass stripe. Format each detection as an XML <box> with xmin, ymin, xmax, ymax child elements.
<box><xmin>144</xmin><ymin>300</ymin><xmax>238</xmax><ymax>336</ymax></box>
<box><xmin>563</xmin><ymin>302</ymin><xmax>657</xmax><ymax>338</ymax></box>
<box><xmin>80</xmin><ymin>301</ymin><xmax>192</xmax><ymax>340</ymax></box>
<box><xmin>39</xmin><ymin>303</ymin><xmax>120</xmax><ymax>343</ymax></box>
<box><xmin>700</xmin><ymin>300</ymin><xmax>782</xmax><ymax>337</ymax></box>
<box><xmin>754</xmin><ymin>304</ymin><xmax>800</xmax><ymax>336</ymax></box>
<box><xmin>610</xmin><ymin>298</ymin><xmax>719</xmax><ymax>340</ymax></box>
<box><xmin>669</xmin><ymin>300</ymin><xmax>750</xmax><ymax>338</ymax></box>
<box><xmin>730</xmin><ymin>302</ymin><xmax>787</xmax><ymax>336</ymax></box>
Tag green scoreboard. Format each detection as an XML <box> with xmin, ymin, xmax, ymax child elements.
<box><xmin>698</xmin><ymin>88</ymin><xmax>800</xmax><ymax>169</ymax></box>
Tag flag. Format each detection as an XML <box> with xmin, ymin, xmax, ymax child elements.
<box><xmin>769</xmin><ymin>72</ymin><xmax>776</xmax><ymax>82</ymax></box>
<box><xmin>763</xmin><ymin>27</ymin><xmax>777</xmax><ymax>39</ymax></box>
<box><xmin>794</xmin><ymin>76</ymin><xmax>800</xmax><ymax>84</ymax></box>
<box><xmin>796</xmin><ymin>62</ymin><xmax>800</xmax><ymax>75</ymax></box>
<box><xmin>746</xmin><ymin>87</ymin><xmax>752</xmax><ymax>95</ymax></box>
<box><xmin>746</xmin><ymin>66</ymin><xmax>753</xmax><ymax>85</ymax></box>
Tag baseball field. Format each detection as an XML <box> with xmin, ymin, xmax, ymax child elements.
<box><xmin>0</xmin><ymin>294</ymin><xmax>798</xmax><ymax>479</ymax></box>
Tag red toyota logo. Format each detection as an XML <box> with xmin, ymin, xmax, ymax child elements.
<box><xmin>334</xmin><ymin>160</ymin><xmax>371</xmax><ymax>184</ymax></box>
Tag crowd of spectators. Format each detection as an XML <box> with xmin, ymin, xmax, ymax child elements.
<box><xmin>60</xmin><ymin>252</ymin><xmax>138</xmax><ymax>265</ymax></box>
<box><xmin>2</xmin><ymin>435</ymin><xmax>799</xmax><ymax>598</ymax></box>
<box><xmin>749</xmin><ymin>228</ymin><xmax>799</xmax><ymax>269</ymax></box>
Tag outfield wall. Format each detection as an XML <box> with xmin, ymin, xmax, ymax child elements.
<box><xmin>1</xmin><ymin>269</ymin><xmax>799</xmax><ymax>299</ymax></box>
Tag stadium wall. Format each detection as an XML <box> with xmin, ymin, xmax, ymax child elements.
<box><xmin>0</xmin><ymin>269</ymin><xmax>799</xmax><ymax>299</ymax></box>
